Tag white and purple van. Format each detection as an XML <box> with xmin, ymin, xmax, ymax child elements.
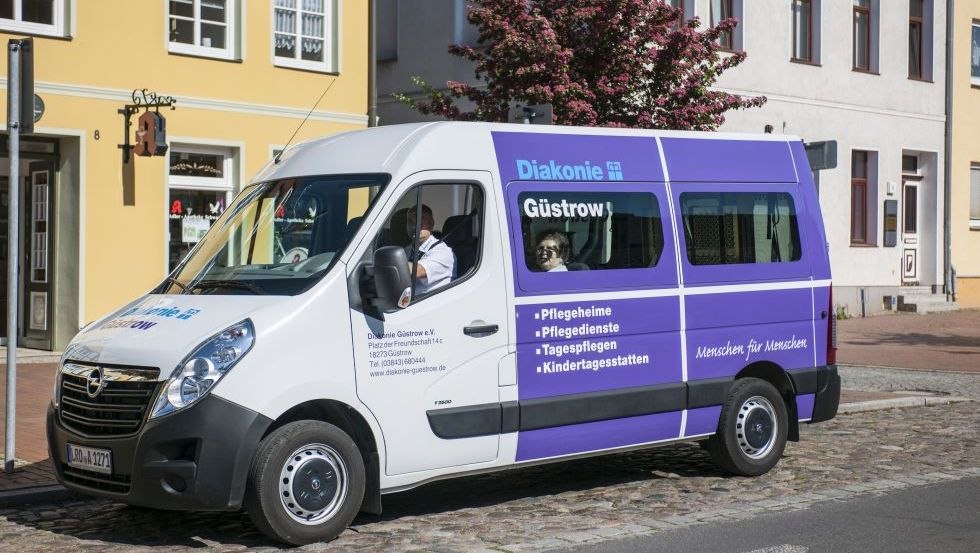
<box><xmin>48</xmin><ymin>122</ymin><xmax>840</xmax><ymax>545</ymax></box>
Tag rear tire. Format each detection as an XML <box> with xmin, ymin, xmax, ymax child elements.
<box><xmin>706</xmin><ymin>378</ymin><xmax>788</xmax><ymax>476</ymax></box>
<box><xmin>246</xmin><ymin>420</ymin><xmax>365</xmax><ymax>545</ymax></box>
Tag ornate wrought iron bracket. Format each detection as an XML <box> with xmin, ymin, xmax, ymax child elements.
<box><xmin>118</xmin><ymin>89</ymin><xmax>177</xmax><ymax>164</ymax></box>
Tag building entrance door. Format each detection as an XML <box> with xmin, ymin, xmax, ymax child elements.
<box><xmin>901</xmin><ymin>180</ymin><xmax>919</xmax><ymax>285</ymax></box>
<box><xmin>0</xmin><ymin>159</ymin><xmax>55</xmax><ymax>349</ymax></box>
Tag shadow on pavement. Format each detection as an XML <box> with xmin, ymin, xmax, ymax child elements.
<box><xmin>845</xmin><ymin>331</ymin><xmax>980</xmax><ymax>350</ymax></box>
<box><xmin>3</xmin><ymin>442</ymin><xmax>728</xmax><ymax>549</ymax></box>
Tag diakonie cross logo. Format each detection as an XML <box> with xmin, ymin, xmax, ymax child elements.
<box><xmin>516</xmin><ymin>159</ymin><xmax>624</xmax><ymax>181</ymax></box>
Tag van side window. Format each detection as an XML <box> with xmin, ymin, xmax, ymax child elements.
<box><xmin>680</xmin><ymin>192</ymin><xmax>802</xmax><ymax>265</ymax></box>
<box><xmin>373</xmin><ymin>183</ymin><xmax>484</xmax><ymax>301</ymax></box>
<box><xmin>517</xmin><ymin>191</ymin><xmax>664</xmax><ymax>272</ymax></box>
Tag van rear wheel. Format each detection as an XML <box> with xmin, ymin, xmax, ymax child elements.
<box><xmin>246</xmin><ymin>420</ymin><xmax>365</xmax><ymax>545</ymax></box>
<box><xmin>706</xmin><ymin>378</ymin><xmax>788</xmax><ymax>476</ymax></box>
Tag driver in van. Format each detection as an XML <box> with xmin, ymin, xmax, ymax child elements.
<box><xmin>534</xmin><ymin>231</ymin><xmax>570</xmax><ymax>272</ymax></box>
<box><xmin>405</xmin><ymin>205</ymin><xmax>456</xmax><ymax>294</ymax></box>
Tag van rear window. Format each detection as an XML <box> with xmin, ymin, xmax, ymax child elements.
<box><xmin>517</xmin><ymin>191</ymin><xmax>664</xmax><ymax>273</ymax></box>
<box><xmin>680</xmin><ymin>192</ymin><xmax>802</xmax><ymax>266</ymax></box>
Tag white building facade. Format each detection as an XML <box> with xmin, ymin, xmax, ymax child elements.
<box><xmin>377</xmin><ymin>0</ymin><xmax>950</xmax><ymax>315</ymax></box>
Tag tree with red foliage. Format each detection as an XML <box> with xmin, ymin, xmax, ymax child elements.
<box><xmin>398</xmin><ymin>0</ymin><xmax>765</xmax><ymax>130</ymax></box>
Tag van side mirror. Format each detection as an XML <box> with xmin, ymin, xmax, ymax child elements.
<box><xmin>371</xmin><ymin>246</ymin><xmax>413</xmax><ymax>312</ymax></box>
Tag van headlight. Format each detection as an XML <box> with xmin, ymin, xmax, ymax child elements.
<box><xmin>150</xmin><ymin>319</ymin><xmax>255</xmax><ymax>418</ymax></box>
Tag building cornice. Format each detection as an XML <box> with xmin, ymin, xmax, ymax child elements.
<box><xmin>0</xmin><ymin>79</ymin><xmax>369</xmax><ymax>126</ymax></box>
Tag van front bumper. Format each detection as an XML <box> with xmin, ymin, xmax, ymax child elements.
<box><xmin>47</xmin><ymin>394</ymin><xmax>273</xmax><ymax>511</ymax></box>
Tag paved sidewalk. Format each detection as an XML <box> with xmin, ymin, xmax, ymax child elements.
<box><xmin>837</xmin><ymin>308</ymin><xmax>980</xmax><ymax>372</ymax></box>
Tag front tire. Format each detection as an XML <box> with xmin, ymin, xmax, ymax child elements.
<box><xmin>706</xmin><ymin>378</ymin><xmax>788</xmax><ymax>476</ymax></box>
<box><xmin>246</xmin><ymin>421</ymin><xmax>365</xmax><ymax>545</ymax></box>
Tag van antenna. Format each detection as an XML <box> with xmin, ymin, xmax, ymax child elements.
<box><xmin>274</xmin><ymin>78</ymin><xmax>338</xmax><ymax>164</ymax></box>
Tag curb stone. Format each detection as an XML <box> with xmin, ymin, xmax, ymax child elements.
<box><xmin>0</xmin><ymin>396</ymin><xmax>971</xmax><ymax>509</ymax></box>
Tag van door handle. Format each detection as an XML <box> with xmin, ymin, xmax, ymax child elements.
<box><xmin>463</xmin><ymin>323</ymin><xmax>498</xmax><ymax>336</ymax></box>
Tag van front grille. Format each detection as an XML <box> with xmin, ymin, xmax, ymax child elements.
<box><xmin>59</xmin><ymin>363</ymin><xmax>161</xmax><ymax>437</ymax></box>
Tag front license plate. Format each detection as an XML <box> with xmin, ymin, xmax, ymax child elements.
<box><xmin>66</xmin><ymin>443</ymin><xmax>112</xmax><ymax>475</ymax></box>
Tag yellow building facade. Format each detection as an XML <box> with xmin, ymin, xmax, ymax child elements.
<box><xmin>0</xmin><ymin>1</ymin><xmax>367</xmax><ymax>350</ymax></box>
<box><xmin>953</xmin><ymin>0</ymin><xmax>980</xmax><ymax>306</ymax></box>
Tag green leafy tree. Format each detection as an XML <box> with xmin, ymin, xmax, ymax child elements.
<box><xmin>398</xmin><ymin>0</ymin><xmax>765</xmax><ymax>130</ymax></box>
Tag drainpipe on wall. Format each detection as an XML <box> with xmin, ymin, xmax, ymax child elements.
<box><xmin>944</xmin><ymin>0</ymin><xmax>954</xmax><ymax>300</ymax></box>
<box><xmin>368</xmin><ymin>0</ymin><xmax>378</xmax><ymax>127</ymax></box>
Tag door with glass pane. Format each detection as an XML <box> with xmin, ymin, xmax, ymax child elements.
<box><xmin>23</xmin><ymin>161</ymin><xmax>55</xmax><ymax>349</ymax></box>
<box><xmin>901</xmin><ymin>180</ymin><xmax>919</xmax><ymax>284</ymax></box>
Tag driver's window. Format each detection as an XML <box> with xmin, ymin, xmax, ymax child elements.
<box><xmin>373</xmin><ymin>183</ymin><xmax>484</xmax><ymax>301</ymax></box>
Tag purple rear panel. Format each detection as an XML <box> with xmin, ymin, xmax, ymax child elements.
<box><xmin>685</xmin><ymin>287</ymin><xmax>816</xmax><ymax>380</ymax></box>
<box><xmin>788</xmin><ymin>141</ymin><xmax>832</xmax><ymax>281</ymax></box>
<box><xmin>661</xmin><ymin>138</ymin><xmax>797</xmax><ymax>183</ymax></box>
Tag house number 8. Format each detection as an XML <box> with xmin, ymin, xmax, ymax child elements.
<box><xmin>94</xmin><ymin>130</ymin><xmax>100</xmax><ymax>140</ymax></box>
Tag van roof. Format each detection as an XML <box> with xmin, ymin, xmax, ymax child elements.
<box><xmin>250</xmin><ymin>122</ymin><xmax>805</xmax><ymax>185</ymax></box>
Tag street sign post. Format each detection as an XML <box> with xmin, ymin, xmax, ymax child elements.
<box><xmin>5</xmin><ymin>37</ymin><xmax>33</xmax><ymax>474</ymax></box>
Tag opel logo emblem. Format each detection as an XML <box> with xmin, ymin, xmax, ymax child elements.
<box><xmin>86</xmin><ymin>368</ymin><xmax>105</xmax><ymax>398</ymax></box>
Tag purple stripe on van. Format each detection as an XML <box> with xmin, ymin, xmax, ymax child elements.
<box><xmin>796</xmin><ymin>393</ymin><xmax>816</xmax><ymax>420</ymax></box>
<box><xmin>491</xmin><ymin>132</ymin><xmax>664</xmax><ymax>183</ymax></box>
<box><xmin>684</xmin><ymin>406</ymin><xmax>722</xmax><ymax>436</ymax></box>
<box><xmin>661</xmin><ymin>138</ymin><xmax>797</xmax><ymax>183</ymax></box>
<box><xmin>685</xmin><ymin>287</ymin><xmax>813</xmax><ymax>329</ymax></box>
<box><xmin>516</xmin><ymin>297</ymin><xmax>682</xmax><ymax>400</ymax></box>
<box><xmin>516</xmin><ymin>411</ymin><xmax>682</xmax><ymax>461</ymax></box>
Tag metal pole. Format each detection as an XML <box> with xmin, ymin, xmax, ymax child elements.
<box><xmin>4</xmin><ymin>39</ymin><xmax>21</xmax><ymax>474</ymax></box>
<box><xmin>367</xmin><ymin>0</ymin><xmax>377</xmax><ymax>127</ymax></box>
<box><xmin>943</xmin><ymin>0</ymin><xmax>954</xmax><ymax>301</ymax></box>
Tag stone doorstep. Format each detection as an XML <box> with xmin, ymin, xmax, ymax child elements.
<box><xmin>0</xmin><ymin>392</ymin><xmax>971</xmax><ymax>505</ymax></box>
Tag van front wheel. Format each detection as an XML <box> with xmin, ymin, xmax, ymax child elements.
<box><xmin>706</xmin><ymin>378</ymin><xmax>788</xmax><ymax>476</ymax></box>
<box><xmin>246</xmin><ymin>420</ymin><xmax>365</xmax><ymax>545</ymax></box>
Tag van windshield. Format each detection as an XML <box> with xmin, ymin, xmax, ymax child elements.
<box><xmin>158</xmin><ymin>173</ymin><xmax>390</xmax><ymax>295</ymax></box>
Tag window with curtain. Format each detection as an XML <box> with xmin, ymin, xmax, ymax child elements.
<box><xmin>274</xmin><ymin>0</ymin><xmax>339</xmax><ymax>72</ymax></box>
<box><xmin>971</xmin><ymin>165</ymin><xmax>980</xmax><ymax>224</ymax></box>
<box><xmin>971</xmin><ymin>22</ymin><xmax>980</xmax><ymax>84</ymax></box>
<box><xmin>851</xmin><ymin>151</ymin><xmax>869</xmax><ymax>244</ymax></box>
<box><xmin>853</xmin><ymin>0</ymin><xmax>871</xmax><ymax>71</ymax></box>
<box><xmin>792</xmin><ymin>0</ymin><xmax>812</xmax><ymax>62</ymax></box>
<box><xmin>908</xmin><ymin>0</ymin><xmax>923</xmax><ymax>78</ymax></box>
<box><xmin>711</xmin><ymin>0</ymin><xmax>734</xmax><ymax>50</ymax></box>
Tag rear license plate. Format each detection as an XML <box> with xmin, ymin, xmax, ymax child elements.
<box><xmin>66</xmin><ymin>443</ymin><xmax>112</xmax><ymax>475</ymax></box>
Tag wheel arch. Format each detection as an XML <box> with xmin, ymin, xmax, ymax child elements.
<box><xmin>262</xmin><ymin>399</ymin><xmax>383</xmax><ymax>514</ymax></box>
<box><xmin>734</xmin><ymin>361</ymin><xmax>801</xmax><ymax>442</ymax></box>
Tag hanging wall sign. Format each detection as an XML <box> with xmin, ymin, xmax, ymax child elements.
<box><xmin>134</xmin><ymin>111</ymin><xmax>168</xmax><ymax>156</ymax></box>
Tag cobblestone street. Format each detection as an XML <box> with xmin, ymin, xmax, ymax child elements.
<box><xmin>0</xmin><ymin>401</ymin><xmax>976</xmax><ymax>552</ymax></box>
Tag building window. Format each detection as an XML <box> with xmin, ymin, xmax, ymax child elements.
<box><xmin>971</xmin><ymin>164</ymin><xmax>980</xmax><ymax>228</ymax></box>
<box><xmin>909</xmin><ymin>0</ymin><xmax>924</xmax><ymax>78</ymax></box>
<box><xmin>169</xmin><ymin>0</ymin><xmax>238</xmax><ymax>60</ymax></box>
<box><xmin>377</xmin><ymin>0</ymin><xmax>397</xmax><ymax>61</ymax></box>
<box><xmin>972</xmin><ymin>21</ymin><xmax>980</xmax><ymax>85</ymax></box>
<box><xmin>711</xmin><ymin>0</ymin><xmax>737</xmax><ymax>51</ymax></box>
<box><xmin>167</xmin><ymin>146</ymin><xmax>234</xmax><ymax>272</ymax></box>
<box><xmin>791</xmin><ymin>0</ymin><xmax>813</xmax><ymax>62</ymax></box>
<box><xmin>0</xmin><ymin>0</ymin><xmax>67</xmax><ymax>37</ymax></box>
<box><xmin>851</xmin><ymin>151</ymin><xmax>869</xmax><ymax>244</ymax></box>
<box><xmin>274</xmin><ymin>0</ymin><xmax>340</xmax><ymax>73</ymax></box>
<box><xmin>853</xmin><ymin>0</ymin><xmax>873</xmax><ymax>71</ymax></box>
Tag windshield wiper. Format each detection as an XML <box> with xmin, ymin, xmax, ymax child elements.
<box><xmin>161</xmin><ymin>276</ymin><xmax>190</xmax><ymax>294</ymax></box>
<box><xmin>191</xmin><ymin>279</ymin><xmax>264</xmax><ymax>295</ymax></box>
